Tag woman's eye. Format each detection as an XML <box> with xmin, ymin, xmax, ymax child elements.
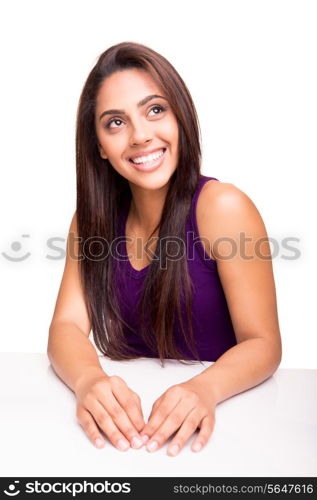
<box><xmin>105</xmin><ymin>104</ymin><xmax>166</xmax><ymax>130</ymax></box>
<box><xmin>106</xmin><ymin>118</ymin><xmax>123</xmax><ymax>129</ymax></box>
<box><xmin>149</xmin><ymin>104</ymin><xmax>166</xmax><ymax>116</ymax></box>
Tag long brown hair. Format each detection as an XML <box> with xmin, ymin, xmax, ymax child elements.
<box><xmin>76</xmin><ymin>41</ymin><xmax>204</xmax><ymax>367</ymax></box>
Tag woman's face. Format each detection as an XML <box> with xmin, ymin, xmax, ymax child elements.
<box><xmin>95</xmin><ymin>68</ymin><xmax>179</xmax><ymax>190</ymax></box>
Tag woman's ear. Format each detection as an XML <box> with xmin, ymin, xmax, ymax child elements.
<box><xmin>98</xmin><ymin>144</ymin><xmax>107</xmax><ymax>159</ymax></box>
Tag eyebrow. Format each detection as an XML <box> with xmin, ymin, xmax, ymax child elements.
<box><xmin>99</xmin><ymin>94</ymin><xmax>167</xmax><ymax>121</ymax></box>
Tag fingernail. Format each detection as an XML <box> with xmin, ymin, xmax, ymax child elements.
<box><xmin>141</xmin><ymin>434</ymin><xmax>149</xmax><ymax>444</ymax></box>
<box><xmin>167</xmin><ymin>444</ymin><xmax>180</xmax><ymax>456</ymax></box>
<box><xmin>131</xmin><ymin>436</ymin><xmax>143</xmax><ymax>449</ymax></box>
<box><xmin>192</xmin><ymin>442</ymin><xmax>202</xmax><ymax>452</ymax></box>
<box><xmin>95</xmin><ymin>438</ymin><xmax>104</xmax><ymax>448</ymax></box>
<box><xmin>146</xmin><ymin>440</ymin><xmax>158</xmax><ymax>452</ymax></box>
<box><xmin>117</xmin><ymin>439</ymin><xmax>130</xmax><ymax>451</ymax></box>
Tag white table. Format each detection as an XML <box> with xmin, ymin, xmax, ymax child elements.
<box><xmin>0</xmin><ymin>353</ymin><xmax>316</xmax><ymax>477</ymax></box>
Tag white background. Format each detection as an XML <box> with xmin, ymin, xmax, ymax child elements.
<box><xmin>0</xmin><ymin>0</ymin><xmax>316</xmax><ymax>368</ymax></box>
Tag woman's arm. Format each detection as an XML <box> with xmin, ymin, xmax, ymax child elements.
<box><xmin>47</xmin><ymin>212</ymin><xmax>146</xmax><ymax>450</ymax></box>
<box><xmin>139</xmin><ymin>182</ymin><xmax>282</xmax><ymax>455</ymax></box>
<box><xmin>47</xmin><ymin>211</ymin><xmax>105</xmax><ymax>390</ymax></box>
<box><xmin>190</xmin><ymin>336</ymin><xmax>281</xmax><ymax>406</ymax></box>
<box><xmin>47</xmin><ymin>320</ymin><xmax>106</xmax><ymax>393</ymax></box>
<box><xmin>193</xmin><ymin>181</ymin><xmax>282</xmax><ymax>402</ymax></box>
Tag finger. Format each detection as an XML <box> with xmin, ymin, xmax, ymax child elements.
<box><xmin>97</xmin><ymin>392</ymin><xmax>144</xmax><ymax>449</ymax></box>
<box><xmin>85</xmin><ymin>398</ymin><xmax>131</xmax><ymax>451</ymax></box>
<box><xmin>140</xmin><ymin>391</ymin><xmax>181</xmax><ymax>442</ymax></box>
<box><xmin>166</xmin><ymin>408</ymin><xmax>204</xmax><ymax>456</ymax></box>
<box><xmin>76</xmin><ymin>406</ymin><xmax>106</xmax><ymax>449</ymax></box>
<box><xmin>111</xmin><ymin>378</ymin><xmax>146</xmax><ymax>432</ymax></box>
<box><xmin>132</xmin><ymin>393</ymin><xmax>146</xmax><ymax>431</ymax></box>
<box><xmin>146</xmin><ymin>397</ymin><xmax>161</xmax><ymax>422</ymax></box>
<box><xmin>116</xmin><ymin>389</ymin><xmax>146</xmax><ymax>432</ymax></box>
<box><xmin>145</xmin><ymin>399</ymin><xmax>196</xmax><ymax>453</ymax></box>
<box><xmin>190</xmin><ymin>415</ymin><xmax>215</xmax><ymax>453</ymax></box>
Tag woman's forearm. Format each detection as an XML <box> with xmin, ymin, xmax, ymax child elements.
<box><xmin>47</xmin><ymin>321</ymin><xmax>107</xmax><ymax>393</ymax></box>
<box><xmin>193</xmin><ymin>337</ymin><xmax>282</xmax><ymax>405</ymax></box>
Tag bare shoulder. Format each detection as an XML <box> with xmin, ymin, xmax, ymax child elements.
<box><xmin>196</xmin><ymin>180</ymin><xmax>267</xmax><ymax>260</ymax></box>
<box><xmin>198</xmin><ymin>179</ymin><xmax>259</xmax><ymax>213</ymax></box>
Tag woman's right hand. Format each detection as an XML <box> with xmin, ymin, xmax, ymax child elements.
<box><xmin>74</xmin><ymin>369</ymin><xmax>147</xmax><ymax>451</ymax></box>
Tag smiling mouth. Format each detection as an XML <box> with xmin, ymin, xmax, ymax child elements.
<box><xmin>128</xmin><ymin>148</ymin><xmax>166</xmax><ymax>165</ymax></box>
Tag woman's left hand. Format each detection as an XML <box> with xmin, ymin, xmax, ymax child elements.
<box><xmin>139</xmin><ymin>376</ymin><xmax>217</xmax><ymax>456</ymax></box>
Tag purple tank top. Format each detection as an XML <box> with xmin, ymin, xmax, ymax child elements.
<box><xmin>114</xmin><ymin>175</ymin><xmax>237</xmax><ymax>362</ymax></box>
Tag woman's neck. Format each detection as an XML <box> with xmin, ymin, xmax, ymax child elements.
<box><xmin>128</xmin><ymin>182</ymin><xmax>169</xmax><ymax>234</ymax></box>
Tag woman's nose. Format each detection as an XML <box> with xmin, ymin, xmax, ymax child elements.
<box><xmin>129</xmin><ymin>119</ymin><xmax>153</xmax><ymax>145</ymax></box>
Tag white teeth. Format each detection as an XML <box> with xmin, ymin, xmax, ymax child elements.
<box><xmin>131</xmin><ymin>149</ymin><xmax>164</xmax><ymax>164</ymax></box>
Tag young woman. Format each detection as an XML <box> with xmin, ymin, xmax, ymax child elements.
<box><xmin>47</xmin><ymin>41</ymin><xmax>282</xmax><ymax>457</ymax></box>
